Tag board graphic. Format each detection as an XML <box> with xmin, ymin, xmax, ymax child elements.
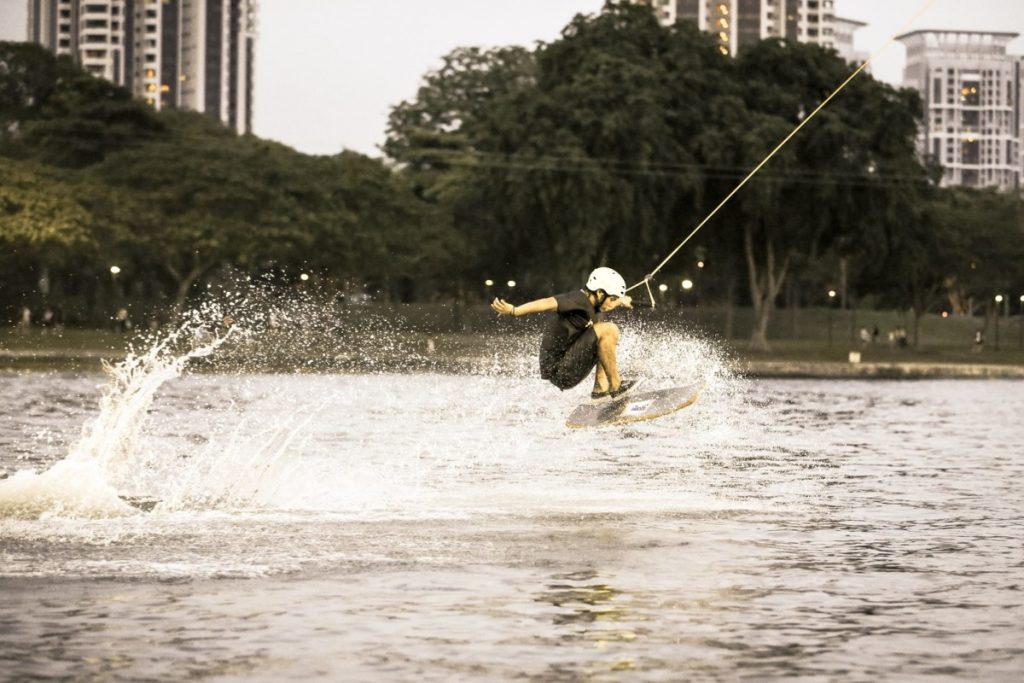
<box><xmin>566</xmin><ymin>382</ymin><xmax>703</xmax><ymax>429</ymax></box>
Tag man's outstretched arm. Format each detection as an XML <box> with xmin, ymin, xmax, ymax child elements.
<box><xmin>490</xmin><ymin>297</ymin><xmax>557</xmax><ymax>318</ymax></box>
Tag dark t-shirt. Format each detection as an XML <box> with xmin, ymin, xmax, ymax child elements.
<box><xmin>539</xmin><ymin>289</ymin><xmax>602</xmax><ymax>374</ymax></box>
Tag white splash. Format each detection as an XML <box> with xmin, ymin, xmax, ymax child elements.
<box><xmin>0</xmin><ymin>311</ymin><xmax>233</xmax><ymax>519</ymax></box>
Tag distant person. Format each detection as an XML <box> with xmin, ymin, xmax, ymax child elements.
<box><xmin>490</xmin><ymin>267</ymin><xmax>641</xmax><ymax>403</ymax></box>
<box><xmin>896</xmin><ymin>327</ymin><xmax>908</xmax><ymax>349</ymax></box>
<box><xmin>872</xmin><ymin>325</ymin><xmax>880</xmax><ymax>345</ymax></box>
<box><xmin>18</xmin><ymin>306</ymin><xmax>31</xmax><ymax>334</ymax></box>
<box><xmin>40</xmin><ymin>308</ymin><xmax>54</xmax><ymax>334</ymax></box>
<box><xmin>115</xmin><ymin>308</ymin><xmax>131</xmax><ymax>333</ymax></box>
<box><xmin>974</xmin><ymin>329</ymin><xmax>984</xmax><ymax>353</ymax></box>
<box><xmin>859</xmin><ymin>327</ymin><xmax>871</xmax><ymax>348</ymax></box>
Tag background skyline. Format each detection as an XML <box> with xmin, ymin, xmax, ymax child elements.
<box><xmin>2</xmin><ymin>0</ymin><xmax>1022</xmax><ymax>156</ymax></box>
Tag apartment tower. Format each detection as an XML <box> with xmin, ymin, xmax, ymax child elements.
<box><xmin>634</xmin><ymin>0</ymin><xmax>848</xmax><ymax>57</ymax></box>
<box><xmin>897</xmin><ymin>30</ymin><xmax>1021</xmax><ymax>190</ymax></box>
<box><xmin>26</xmin><ymin>0</ymin><xmax>256</xmax><ymax>134</ymax></box>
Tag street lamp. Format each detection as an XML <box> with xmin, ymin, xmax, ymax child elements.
<box><xmin>507</xmin><ymin>280</ymin><xmax>516</xmax><ymax>289</ymax></box>
<box><xmin>484</xmin><ymin>279</ymin><xmax>494</xmax><ymax>287</ymax></box>
<box><xmin>299</xmin><ymin>273</ymin><xmax>309</xmax><ymax>282</ymax></box>
<box><xmin>658</xmin><ymin>283</ymin><xmax>669</xmax><ymax>293</ymax></box>
<box><xmin>110</xmin><ymin>265</ymin><xmax>121</xmax><ymax>276</ymax></box>
<box><xmin>681</xmin><ymin>279</ymin><xmax>694</xmax><ymax>291</ymax></box>
<box><xmin>827</xmin><ymin>289</ymin><xmax>837</xmax><ymax>350</ymax></box>
<box><xmin>1019</xmin><ymin>295</ymin><xmax>1024</xmax><ymax>350</ymax></box>
<box><xmin>995</xmin><ymin>295</ymin><xmax>1004</xmax><ymax>351</ymax></box>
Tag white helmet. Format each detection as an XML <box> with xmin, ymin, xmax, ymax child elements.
<box><xmin>586</xmin><ymin>267</ymin><xmax>626</xmax><ymax>298</ymax></box>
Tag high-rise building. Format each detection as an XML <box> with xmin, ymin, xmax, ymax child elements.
<box><xmin>26</xmin><ymin>0</ymin><xmax>256</xmax><ymax>134</ymax></box>
<box><xmin>897</xmin><ymin>30</ymin><xmax>1021</xmax><ymax>190</ymax></box>
<box><xmin>633</xmin><ymin>0</ymin><xmax>850</xmax><ymax>57</ymax></box>
<box><xmin>832</xmin><ymin>16</ymin><xmax>868</xmax><ymax>67</ymax></box>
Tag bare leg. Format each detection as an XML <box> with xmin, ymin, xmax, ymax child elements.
<box><xmin>592</xmin><ymin>322</ymin><xmax>621</xmax><ymax>393</ymax></box>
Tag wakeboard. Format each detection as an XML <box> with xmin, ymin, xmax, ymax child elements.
<box><xmin>566</xmin><ymin>382</ymin><xmax>703</xmax><ymax>429</ymax></box>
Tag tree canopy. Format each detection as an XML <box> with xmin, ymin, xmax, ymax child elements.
<box><xmin>2</xmin><ymin>2</ymin><xmax>1021</xmax><ymax>340</ymax></box>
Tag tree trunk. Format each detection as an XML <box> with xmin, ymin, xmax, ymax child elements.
<box><xmin>839</xmin><ymin>256</ymin><xmax>848</xmax><ymax>310</ymax></box>
<box><xmin>166</xmin><ymin>260</ymin><xmax>209</xmax><ymax>314</ymax></box>
<box><xmin>912</xmin><ymin>306</ymin><xmax>922</xmax><ymax>349</ymax></box>
<box><xmin>723</xmin><ymin>277</ymin><xmax>736</xmax><ymax>340</ymax></box>
<box><xmin>744</xmin><ymin>224</ymin><xmax>789</xmax><ymax>352</ymax></box>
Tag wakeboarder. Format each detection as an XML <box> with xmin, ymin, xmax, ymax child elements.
<box><xmin>490</xmin><ymin>267</ymin><xmax>641</xmax><ymax>403</ymax></box>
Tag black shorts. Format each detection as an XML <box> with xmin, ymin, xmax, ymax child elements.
<box><xmin>541</xmin><ymin>327</ymin><xmax>598</xmax><ymax>390</ymax></box>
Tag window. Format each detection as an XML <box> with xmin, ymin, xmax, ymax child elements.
<box><xmin>962</xmin><ymin>138</ymin><xmax>980</xmax><ymax>164</ymax></box>
<box><xmin>960</xmin><ymin>81</ymin><xmax>980</xmax><ymax>106</ymax></box>
<box><xmin>933</xmin><ymin>78</ymin><xmax>942</xmax><ymax>103</ymax></box>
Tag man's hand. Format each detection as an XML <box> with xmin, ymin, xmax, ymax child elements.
<box><xmin>490</xmin><ymin>298</ymin><xmax>516</xmax><ymax>317</ymax></box>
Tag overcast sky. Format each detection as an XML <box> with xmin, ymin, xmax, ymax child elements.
<box><xmin>1</xmin><ymin>0</ymin><xmax>1022</xmax><ymax>156</ymax></box>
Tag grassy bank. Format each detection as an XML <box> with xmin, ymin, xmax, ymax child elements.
<box><xmin>3</xmin><ymin>320</ymin><xmax>1023</xmax><ymax>376</ymax></box>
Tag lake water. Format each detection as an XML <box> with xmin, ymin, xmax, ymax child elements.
<box><xmin>1</xmin><ymin>320</ymin><xmax>1022</xmax><ymax>681</ymax></box>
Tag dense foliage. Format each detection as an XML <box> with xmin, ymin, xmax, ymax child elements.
<box><xmin>2</xmin><ymin>2</ymin><xmax>1022</xmax><ymax>345</ymax></box>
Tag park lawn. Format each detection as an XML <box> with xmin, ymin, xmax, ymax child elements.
<box><xmin>0</xmin><ymin>328</ymin><xmax>131</xmax><ymax>353</ymax></box>
<box><xmin>727</xmin><ymin>339</ymin><xmax>1024</xmax><ymax>366</ymax></box>
<box><xmin>2</xmin><ymin>326</ymin><xmax>1022</xmax><ymax>369</ymax></box>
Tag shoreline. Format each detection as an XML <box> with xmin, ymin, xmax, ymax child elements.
<box><xmin>2</xmin><ymin>349</ymin><xmax>1023</xmax><ymax>379</ymax></box>
<box><xmin>738</xmin><ymin>360</ymin><xmax>1024</xmax><ymax>380</ymax></box>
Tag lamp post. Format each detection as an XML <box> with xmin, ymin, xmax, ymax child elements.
<box><xmin>109</xmin><ymin>265</ymin><xmax>123</xmax><ymax>302</ymax></box>
<box><xmin>1019</xmin><ymin>295</ymin><xmax>1024</xmax><ymax>350</ymax></box>
<box><xmin>995</xmin><ymin>295</ymin><xmax>1003</xmax><ymax>351</ymax></box>
<box><xmin>827</xmin><ymin>289</ymin><xmax>837</xmax><ymax>350</ymax></box>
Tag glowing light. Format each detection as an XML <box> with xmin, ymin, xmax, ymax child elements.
<box><xmin>697</xmin><ymin>260</ymin><xmax>705</xmax><ymax>269</ymax></box>
<box><xmin>484</xmin><ymin>279</ymin><xmax>494</xmax><ymax>287</ymax></box>
<box><xmin>995</xmin><ymin>294</ymin><xmax>1004</xmax><ymax>303</ymax></box>
<box><xmin>299</xmin><ymin>273</ymin><xmax>309</xmax><ymax>281</ymax></box>
<box><xmin>658</xmin><ymin>284</ymin><xmax>669</xmax><ymax>293</ymax></box>
<box><xmin>109</xmin><ymin>265</ymin><xmax>121</xmax><ymax>275</ymax></box>
<box><xmin>507</xmin><ymin>280</ymin><xmax>516</xmax><ymax>288</ymax></box>
<box><xmin>682</xmin><ymin>279</ymin><xmax>693</xmax><ymax>291</ymax></box>
<box><xmin>942</xmin><ymin>311</ymin><xmax>949</xmax><ymax>318</ymax></box>
<box><xmin>828</xmin><ymin>289</ymin><xmax>837</xmax><ymax>299</ymax></box>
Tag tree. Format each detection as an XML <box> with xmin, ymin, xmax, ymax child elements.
<box><xmin>729</xmin><ymin>39</ymin><xmax>928</xmax><ymax>350</ymax></box>
<box><xmin>0</xmin><ymin>41</ymin><xmax>164</xmax><ymax>168</ymax></box>
<box><xmin>386</xmin><ymin>2</ymin><xmax>726</xmax><ymax>293</ymax></box>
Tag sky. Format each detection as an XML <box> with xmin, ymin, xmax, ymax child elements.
<box><xmin>1</xmin><ymin>0</ymin><xmax>1022</xmax><ymax>156</ymax></box>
